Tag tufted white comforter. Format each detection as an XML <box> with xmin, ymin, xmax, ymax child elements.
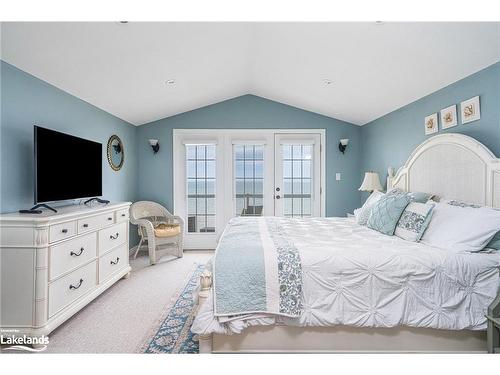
<box><xmin>191</xmin><ymin>217</ymin><xmax>500</xmax><ymax>335</ymax></box>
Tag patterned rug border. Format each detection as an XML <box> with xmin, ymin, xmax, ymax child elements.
<box><xmin>136</xmin><ymin>263</ymin><xmax>203</xmax><ymax>353</ymax></box>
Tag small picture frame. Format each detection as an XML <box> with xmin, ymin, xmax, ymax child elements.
<box><xmin>460</xmin><ymin>96</ymin><xmax>481</xmax><ymax>124</ymax></box>
<box><xmin>424</xmin><ymin>113</ymin><xmax>438</xmax><ymax>135</ymax></box>
<box><xmin>440</xmin><ymin>105</ymin><xmax>457</xmax><ymax>129</ymax></box>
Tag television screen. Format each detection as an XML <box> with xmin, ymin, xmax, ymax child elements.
<box><xmin>35</xmin><ymin>126</ymin><xmax>102</xmax><ymax>203</ymax></box>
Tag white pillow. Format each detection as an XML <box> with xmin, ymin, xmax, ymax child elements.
<box><xmin>356</xmin><ymin>190</ymin><xmax>384</xmax><ymax>226</ymax></box>
<box><xmin>420</xmin><ymin>201</ymin><xmax>500</xmax><ymax>252</ymax></box>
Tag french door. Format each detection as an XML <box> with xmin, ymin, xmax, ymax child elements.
<box><xmin>174</xmin><ymin>130</ymin><xmax>324</xmax><ymax>249</ymax></box>
<box><xmin>274</xmin><ymin>134</ymin><xmax>322</xmax><ymax>217</ymax></box>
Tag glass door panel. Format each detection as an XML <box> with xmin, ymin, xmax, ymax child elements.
<box><xmin>186</xmin><ymin>144</ymin><xmax>216</xmax><ymax>233</ymax></box>
<box><xmin>233</xmin><ymin>144</ymin><xmax>264</xmax><ymax>216</ymax></box>
<box><xmin>282</xmin><ymin>144</ymin><xmax>313</xmax><ymax>217</ymax></box>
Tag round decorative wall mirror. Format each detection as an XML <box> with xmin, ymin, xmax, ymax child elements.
<box><xmin>107</xmin><ymin>135</ymin><xmax>124</xmax><ymax>171</ymax></box>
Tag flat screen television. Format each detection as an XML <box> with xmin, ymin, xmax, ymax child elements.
<box><xmin>34</xmin><ymin>126</ymin><xmax>102</xmax><ymax>203</ymax></box>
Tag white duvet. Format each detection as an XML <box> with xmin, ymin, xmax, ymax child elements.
<box><xmin>191</xmin><ymin>217</ymin><xmax>500</xmax><ymax>335</ymax></box>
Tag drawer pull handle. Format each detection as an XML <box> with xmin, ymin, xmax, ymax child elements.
<box><xmin>110</xmin><ymin>233</ymin><xmax>119</xmax><ymax>240</ymax></box>
<box><xmin>83</xmin><ymin>223</ymin><xmax>89</xmax><ymax>228</ymax></box>
<box><xmin>108</xmin><ymin>217</ymin><xmax>113</xmax><ymax>221</ymax></box>
<box><xmin>69</xmin><ymin>278</ymin><xmax>84</xmax><ymax>290</ymax></box>
<box><xmin>121</xmin><ymin>214</ymin><xmax>126</xmax><ymax>217</ymax></box>
<box><xmin>70</xmin><ymin>247</ymin><xmax>84</xmax><ymax>257</ymax></box>
<box><xmin>110</xmin><ymin>257</ymin><xmax>120</xmax><ymax>265</ymax></box>
<box><xmin>61</xmin><ymin>229</ymin><xmax>68</xmax><ymax>234</ymax></box>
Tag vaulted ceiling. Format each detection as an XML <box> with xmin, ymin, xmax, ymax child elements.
<box><xmin>1</xmin><ymin>22</ymin><xmax>499</xmax><ymax>126</ymax></box>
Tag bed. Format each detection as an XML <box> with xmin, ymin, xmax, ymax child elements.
<box><xmin>192</xmin><ymin>133</ymin><xmax>500</xmax><ymax>353</ymax></box>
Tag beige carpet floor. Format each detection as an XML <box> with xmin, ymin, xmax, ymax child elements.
<box><xmin>44</xmin><ymin>250</ymin><xmax>213</xmax><ymax>353</ymax></box>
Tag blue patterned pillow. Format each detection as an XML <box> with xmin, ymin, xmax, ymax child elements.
<box><xmin>387</xmin><ymin>188</ymin><xmax>433</xmax><ymax>203</ymax></box>
<box><xmin>395</xmin><ymin>202</ymin><xmax>435</xmax><ymax>242</ymax></box>
<box><xmin>367</xmin><ymin>193</ymin><xmax>412</xmax><ymax>235</ymax></box>
<box><xmin>485</xmin><ymin>231</ymin><xmax>500</xmax><ymax>250</ymax></box>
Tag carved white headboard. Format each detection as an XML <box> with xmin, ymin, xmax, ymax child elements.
<box><xmin>387</xmin><ymin>133</ymin><xmax>500</xmax><ymax>208</ymax></box>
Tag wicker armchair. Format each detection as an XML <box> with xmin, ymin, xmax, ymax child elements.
<box><xmin>129</xmin><ymin>201</ymin><xmax>184</xmax><ymax>265</ymax></box>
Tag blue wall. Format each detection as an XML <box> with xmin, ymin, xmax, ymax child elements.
<box><xmin>136</xmin><ymin>95</ymin><xmax>362</xmax><ymax>217</ymax></box>
<box><xmin>5</xmin><ymin>57</ymin><xmax>495</xmax><ymax>224</ymax></box>
<box><xmin>0</xmin><ymin>61</ymin><xmax>138</xmax><ymax>217</ymax></box>
<box><xmin>360</xmin><ymin>61</ymin><xmax>500</xmax><ymax>201</ymax></box>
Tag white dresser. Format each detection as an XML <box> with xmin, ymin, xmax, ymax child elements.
<box><xmin>0</xmin><ymin>202</ymin><xmax>132</xmax><ymax>338</ymax></box>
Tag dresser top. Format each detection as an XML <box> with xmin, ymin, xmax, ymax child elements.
<box><xmin>0</xmin><ymin>202</ymin><xmax>131</xmax><ymax>223</ymax></box>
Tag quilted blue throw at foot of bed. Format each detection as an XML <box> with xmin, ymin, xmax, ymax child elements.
<box><xmin>213</xmin><ymin>217</ymin><xmax>303</xmax><ymax>318</ymax></box>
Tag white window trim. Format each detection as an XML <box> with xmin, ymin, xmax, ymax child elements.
<box><xmin>173</xmin><ymin>129</ymin><xmax>326</xmax><ymax>249</ymax></box>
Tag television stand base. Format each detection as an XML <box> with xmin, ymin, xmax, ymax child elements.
<box><xmin>84</xmin><ymin>197</ymin><xmax>110</xmax><ymax>206</ymax></box>
<box><xmin>19</xmin><ymin>203</ymin><xmax>58</xmax><ymax>214</ymax></box>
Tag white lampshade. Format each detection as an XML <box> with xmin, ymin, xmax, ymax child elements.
<box><xmin>359</xmin><ymin>172</ymin><xmax>383</xmax><ymax>192</ymax></box>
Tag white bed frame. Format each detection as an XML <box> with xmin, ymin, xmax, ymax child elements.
<box><xmin>196</xmin><ymin>133</ymin><xmax>500</xmax><ymax>353</ymax></box>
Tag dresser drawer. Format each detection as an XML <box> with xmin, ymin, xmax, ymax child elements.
<box><xmin>115</xmin><ymin>208</ymin><xmax>129</xmax><ymax>223</ymax></box>
<box><xmin>48</xmin><ymin>261</ymin><xmax>97</xmax><ymax>318</ymax></box>
<box><xmin>99</xmin><ymin>244</ymin><xmax>128</xmax><ymax>282</ymax></box>
<box><xmin>49</xmin><ymin>221</ymin><xmax>77</xmax><ymax>243</ymax></box>
<box><xmin>50</xmin><ymin>232</ymin><xmax>97</xmax><ymax>281</ymax></box>
<box><xmin>99</xmin><ymin>222</ymin><xmax>127</xmax><ymax>255</ymax></box>
<box><xmin>77</xmin><ymin>212</ymin><xmax>115</xmax><ymax>234</ymax></box>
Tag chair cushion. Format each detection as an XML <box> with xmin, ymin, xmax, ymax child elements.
<box><xmin>154</xmin><ymin>223</ymin><xmax>181</xmax><ymax>238</ymax></box>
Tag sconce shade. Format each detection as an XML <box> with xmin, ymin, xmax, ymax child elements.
<box><xmin>338</xmin><ymin>138</ymin><xmax>349</xmax><ymax>154</ymax></box>
<box><xmin>359</xmin><ymin>172</ymin><xmax>383</xmax><ymax>191</ymax></box>
<box><xmin>148</xmin><ymin>139</ymin><xmax>160</xmax><ymax>154</ymax></box>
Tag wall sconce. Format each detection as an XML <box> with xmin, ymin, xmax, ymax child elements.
<box><xmin>338</xmin><ymin>138</ymin><xmax>349</xmax><ymax>154</ymax></box>
<box><xmin>148</xmin><ymin>139</ymin><xmax>160</xmax><ymax>154</ymax></box>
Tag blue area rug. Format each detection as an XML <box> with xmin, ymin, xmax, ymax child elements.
<box><xmin>141</xmin><ymin>264</ymin><xmax>204</xmax><ymax>353</ymax></box>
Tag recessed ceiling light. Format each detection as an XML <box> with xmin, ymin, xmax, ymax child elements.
<box><xmin>323</xmin><ymin>79</ymin><xmax>333</xmax><ymax>85</ymax></box>
<box><xmin>165</xmin><ymin>79</ymin><xmax>176</xmax><ymax>85</ymax></box>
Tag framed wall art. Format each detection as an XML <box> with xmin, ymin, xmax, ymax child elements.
<box><xmin>460</xmin><ymin>96</ymin><xmax>481</xmax><ymax>124</ymax></box>
<box><xmin>424</xmin><ymin>113</ymin><xmax>438</xmax><ymax>135</ymax></box>
<box><xmin>440</xmin><ymin>105</ymin><xmax>457</xmax><ymax>129</ymax></box>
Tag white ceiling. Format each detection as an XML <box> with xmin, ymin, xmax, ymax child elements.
<box><xmin>1</xmin><ymin>22</ymin><xmax>499</xmax><ymax>126</ymax></box>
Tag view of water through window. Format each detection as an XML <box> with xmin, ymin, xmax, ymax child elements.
<box><xmin>234</xmin><ymin>145</ymin><xmax>264</xmax><ymax>216</ymax></box>
<box><xmin>186</xmin><ymin>144</ymin><xmax>216</xmax><ymax>233</ymax></box>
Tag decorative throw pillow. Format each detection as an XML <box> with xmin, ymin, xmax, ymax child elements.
<box><xmin>367</xmin><ymin>193</ymin><xmax>412</xmax><ymax>235</ymax></box>
<box><xmin>356</xmin><ymin>190</ymin><xmax>384</xmax><ymax>226</ymax></box>
<box><xmin>394</xmin><ymin>202</ymin><xmax>435</xmax><ymax>242</ymax></box>
<box><xmin>421</xmin><ymin>201</ymin><xmax>500</xmax><ymax>252</ymax></box>
<box><xmin>386</xmin><ymin>188</ymin><xmax>433</xmax><ymax>203</ymax></box>
<box><xmin>484</xmin><ymin>231</ymin><xmax>500</xmax><ymax>251</ymax></box>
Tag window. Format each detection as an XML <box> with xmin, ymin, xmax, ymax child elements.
<box><xmin>282</xmin><ymin>144</ymin><xmax>312</xmax><ymax>217</ymax></box>
<box><xmin>186</xmin><ymin>144</ymin><xmax>216</xmax><ymax>233</ymax></box>
<box><xmin>234</xmin><ymin>145</ymin><xmax>264</xmax><ymax>216</ymax></box>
